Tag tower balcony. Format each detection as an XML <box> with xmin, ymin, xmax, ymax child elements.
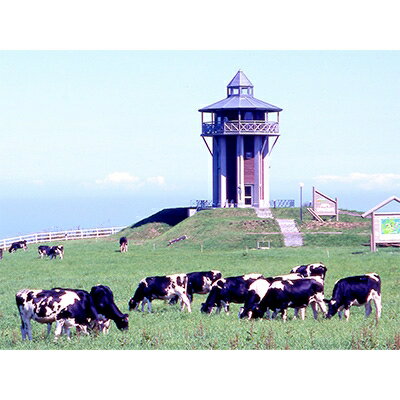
<box><xmin>201</xmin><ymin>120</ymin><xmax>279</xmax><ymax>136</ymax></box>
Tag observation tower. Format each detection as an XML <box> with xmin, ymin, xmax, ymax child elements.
<box><xmin>199</xmin><ymin>70</ymin><xmax>282</xmax><ymax>208</ymax></box>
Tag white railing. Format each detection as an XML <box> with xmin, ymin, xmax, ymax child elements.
<box><xmin>202</xmin><ymin>120</ymin><xmax>279</xmax><ymax>135</ymax></box>
<box><xmin>0</xmin><ymin>226</ymin><xmax>126</xmax><ymax>250</ymax></box>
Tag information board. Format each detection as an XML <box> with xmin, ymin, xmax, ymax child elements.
<box><xmin>373</xmin><ymin>214</ymin><xmax>400</xmax><ymax>243</ymax></box>
<box><xmin>312</xmin><ymin>187</ymin><xmax>338</xmax><ymax>220</ymax></box>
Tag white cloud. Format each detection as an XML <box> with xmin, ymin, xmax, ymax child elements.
<box><xmin>95</xmin><ymin>172</ymin><xmax>140</xmax><ymax>185</ymax></box>
<box><xmin>146</xmin><ymin>176</ymin><xmax>165</xmax><ymax>186</ymax></box>
<box><xmin>95</xmin><ymin>172</ymin><xmax>166</xmax><ymax>188</ymax></box>
<box><xmin>315</xmin><ymin>172</ymin><xmax>400</xmax><ymax>190</ymax></box>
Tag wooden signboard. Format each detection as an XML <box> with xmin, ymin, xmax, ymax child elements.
<box><xmin>312</xmin><ymin>187</ymin><xmax>339</xmax><ymax>221</ymax></box>
<box><xmin>362</xmin><ymin>196</ymin><xmax>400</xmax><ymax>252</ymax></box>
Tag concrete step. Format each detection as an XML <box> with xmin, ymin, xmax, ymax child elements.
<box><xmin>255</xmin><ymin>208</ymin><xmax>273</xmax><ymax>219</ymax></box>
<box><xmin>276</xmin><ymin>219</ymin><xmax>303</xmax><ymax>247</ymax></box>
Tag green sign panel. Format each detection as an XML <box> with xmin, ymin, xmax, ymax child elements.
<box><xmin>381</xmin><ymin>218</ymin><xmax>400</xmax><ymax>235</ymax></box>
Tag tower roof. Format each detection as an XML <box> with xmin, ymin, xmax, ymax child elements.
<box><xmin>199</xmin><ymin>70</ymin><xmax>282</xmax><ymax>112</ymax></box>
<box><xmin>227</xmin><ymin>70</ymin><xmax>253</xmax><ymax>88</ymax></box>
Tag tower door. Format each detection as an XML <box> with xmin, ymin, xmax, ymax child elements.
<box><xmin>244</xmin><ymin>185</ymin><xmax>253</xmax><ymax>206</ymax></box>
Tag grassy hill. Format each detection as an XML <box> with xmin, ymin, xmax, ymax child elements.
<box><xmin>118</xmin><ymin>207</ymin><xmax>371</xmax><ymax>250</ymax></box>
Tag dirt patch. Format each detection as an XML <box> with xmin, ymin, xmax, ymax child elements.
<box><xmin>302</xmin><ymin>220</ymin><xmax>369</xmax><ymax>232</ymax></box>
<box><xmin>231</xmin><ymin>219</ymin><xmax>278</xmax><ymax>232</ymax></box>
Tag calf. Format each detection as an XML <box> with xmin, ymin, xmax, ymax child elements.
<box><xmin>9</xmin><ymin>240</ymin><xmax>27</xmax><ymax>253</ymax></box>
<box><xmin>325</xmin><ymin>273</ymin><xmax>382</xmax><ymax>321</ymax></box>
<box><xmin>200</xmin><ymin>273</ymin><xmax>263</xmax><ymax>314</ymax></box>
<box><xmin>169</xmin><ymin>270</ymin><xmax>222</xmax><ymax>304</ymax></box>
<box><xmin>290</xmin><ymin>263</ymin><xmax>327</xmax><ymax>279</ymax></box>
<box><xmin>90</xmin><ymin>285</ymin><xmax>129</xmax><ymax>333</ymax></box>
<box><xmin>16</xmin><ymin>288</ymin><xmax>101</xmax><ymax>341</ymax></box>
<box><xmin>128</xmin><ymin>273</ymin><xmax>192</xmax><ymax>313</ymax></box>
<box><xmin>38</xmin><ymin>245</ymin><xmax>64</xmax><ymax>260</ymax></box>
<box><xmin>119</xmin><ymin>237</ymin><xmax>128</xmax><ymax>253</ymax></box>
<box><xmin>241</xmin><ymin>277</ymin><xmax>326</xmax><ymax>321</ymax></box>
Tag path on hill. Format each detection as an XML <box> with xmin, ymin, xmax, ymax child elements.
<box><xmin>276</xmin><ymin>219</ymin><xmax>303</xmax><ymax>247</ymax></box>
<box><xmin>255</xmin><ymin>208</ymin><xmax>303</xmax><ymax>247</ymax></box>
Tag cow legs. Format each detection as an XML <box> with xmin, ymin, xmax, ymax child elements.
<box><xmin>220</xmin><ymin>301</ymin><xmax>229</xmax><ymax>314</ymax></box>
<box><xmin>46</xmin><ymin>323</ymin><xmax>52</xmax><ymax>337</ymax></box>
<box><xmin>142</xmin><ymin>298</ymin><xmax>152</xmax><ymax>313</ymax></box>
<box><xmin>178</xmin><ymin>293</ymin><xmax>192</xmax><ymax>313</ymax></box>
<box><xmin>372</xmin><ymin>294</ymin><xmax>382</xmax><ymax>320</ymax></box>
<box><xmin>54</xmin><ymin>320</ymin><xmax>65</xmax><ymax>341</ymax></box>
<box><xmin>343</xmin><ymin>308</ymin><xmax>350</xmax><ymax>321</ymax></box>
<box><xmin>365</xmin><ymin>301</ymin><xmax>372</xmax><ymax>317</ymax></box>
<box><xmin>293</xmin><ymin>307</ymin><xmax>306</xmax><ymax>320</ymax></box>
<box><xmin>20</xmin><ymin>317</ymin><xmax>32</xmax><ymax>340</ymax></box>
<box><xmin>271</xmin><ymin>310</ymin><xmax>279</xmax><ymax>319</ymax></box>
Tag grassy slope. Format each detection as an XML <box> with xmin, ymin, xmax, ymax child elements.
<box><xmin>119</xmin><ymin>207</ymin><xmax>370</xmax><ymax>249</ymax></box>
<box><xmin>124</xmin><ymin>208</ymin><xmax>284</xmax><ymax>250</ymax></box>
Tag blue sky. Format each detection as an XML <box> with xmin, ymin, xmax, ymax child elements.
<box><xmin>1</xmin><ymin>50</ymin><xmax>400</xmax><ymax>236</ymax></box>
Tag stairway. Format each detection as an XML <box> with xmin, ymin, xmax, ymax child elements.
<box><xmin>255</xmin><ymin>208</ymin><xmax>274</xmax><ymax>218</ymax></box>
<box><xmin>276</xmin><ymin>219</ymin><xmax>303</xmax><ymax>247</ymax></box>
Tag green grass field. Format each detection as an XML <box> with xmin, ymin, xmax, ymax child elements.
<box><xmin>1</xmin><ymin>226</ymin><xmax>399</xmax><ymax>350</ymax></box>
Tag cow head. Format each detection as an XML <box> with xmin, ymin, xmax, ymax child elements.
<box><xmin>324</xmin><ymin>299</ymin><xmax>339</xmax><ymax>318</ymax></box>
<box><xmin>128</xmin><ymin>298</ymin><xmax>138</xmax><ymax>311</ymax></box>
<box><xmin>238</xmin><ymin>306</ymin><xmax>262</xmax><ymax>320</ymax></box>
<box><xmin>115</xmin><ymin>314</ymin><xmax>129</xmax><ymax>330</ymax></box>
<box><xmin>211</xmin><ymin>270</ymin><xmax>223</xmax><ymax>282</ymax></box>
<box><xmin>200</xmin><ymin>302</ymin><xmax>213</xmax><ymax>314</ymax></box>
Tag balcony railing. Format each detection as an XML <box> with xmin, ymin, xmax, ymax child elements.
<box><xmin>202</xmin><ymin>120</ymin><xmax>279</xmax><ymax>135</ymax></box>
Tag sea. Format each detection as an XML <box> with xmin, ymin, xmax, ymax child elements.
<box><xmin>0</xmin><ymin>195</ymin><xmax>185</xmax><ymax>239</ymax></box>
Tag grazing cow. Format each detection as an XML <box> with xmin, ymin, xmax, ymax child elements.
<box><xmin>240</xmin><ymin>277</ymin><xmax>326</xmax><ymax>321</ymax></box>
<box><xmin>238</xmin><ymin>273</ymin><xmax>305</xmax><ymax>320</ymax></box>
<box><xmin>200</xmin><ymin>273</ymin><xmax>263</xmax><ymax>314</ymax></box>
<box><xmin>290</xmin><ymin>263</ymin><xmax>327</xmax><ymax>279</ymax></box>
<box><xmin>16</xmin><ymin>288</ymin><xmax>101</xmax><ymax>341</ymax></box>
<box><xmin>324</xmin><ymin>273</ymin><xmax>382</xmax><ymax>321</ymax></box>
<box><xmin>38</xmin><ymin>245</ymin><xmax>64</xmax><ymax>260</ymax></box>
<box><xmin>0</xmin><ymin>248</ymin><xmax>3</xmax><ymax>260</ymax></box>
<box><xmin>169</xmin><ymin>270</ymin><xmax>223</xmax><ymax>304</ymax></box>
<box><xmin>128</xmin><ymin>274</ymin><xmax>192</xmax><ymax>313</ymax></box>
<box><xmin>119</xmin><ymin>237</ymin><xmax>128</xmax><ymax>253</ymax></box>
<box><xmin>9</xmin><ymin>240</ymin><xmax>27</xmax><ymax>253</ymax></box>
<box><xmin>90</xmin><ymin>285</ymin><xmax>129</xmax><ymax>333</ymax></box>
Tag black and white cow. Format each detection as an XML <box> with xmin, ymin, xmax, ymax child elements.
<box><xmin>240</xmin><ymin>277</ymin><xmax>326</xmax><ymax>321</ymax></box>
<box><xmin>9</xmin><ymin>240</ymin><xmax>27</xmax><ymax>253</ymax></box>
<box><xmin>119</xmin><ymin>237</ymin><xmax>128</xmax><ymax>253</ymax></box>
<box><xmin>324</xmin><ymin>273</ymin><xmax>382</xmax><ymax>321</ymax></box>
<box><xmin>90</xmin><ymin>285</ymin><xmax>129</xmax><ymax>333</ymax></box>
<box><xmin>238</xmin><ymin>273</ymin><xmax>305</xmax><ymax>320</ymax></box>
<box><xmin>16</xmin><ymin>288</ymin><xmax>101</xmax><ymax>341</ymax></box>
<box><xmin>128</xmin><ymin>274</ymin><xmax>192</xmax><ymax>313</ymax></box>
<box><xmin>38</xmin><ymin>245</ymin><xmax>64</xmax><ymax>260</ymax></box>
<box><xmin>0</xmin><ymin>248</ymin><xmax>3</xmax><ymax>260</ymax></box>
<box><xmin>290</xmin><ymin>263</ymin><xmax>327</xmax><ymax>279</ymax></box>
<box><xmin>169</xmin><ymin>270</ymin><xmax>222</xmax><ymax>304</ymax></box>
<box><xmin>200</xmin><ymin>273</ymin><xmax>263</xmax><ymax>314</ymax></box>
